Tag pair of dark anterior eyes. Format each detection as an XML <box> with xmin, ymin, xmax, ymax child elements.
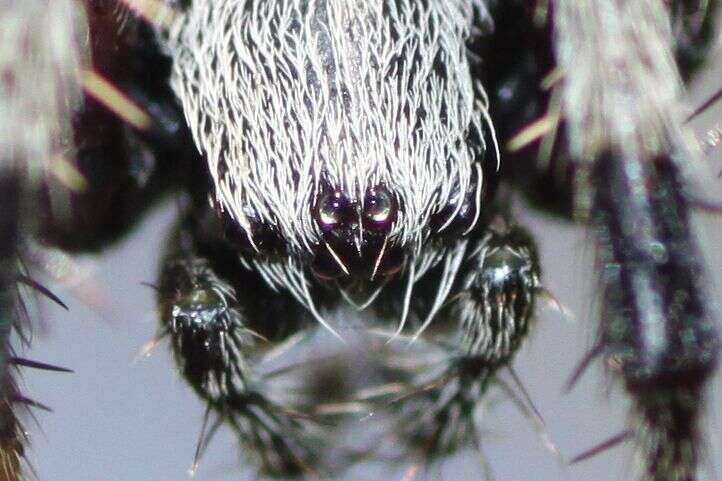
<box><xmin>313</xmin><ymin>180</ymin><xmax>481</xmax><ymax>239</ymax></box>
<box><xmin>222</xmin><ymin>180</ymin><xmax>479</xmax><ymax>266</ymax></box>
<box><xmin>311</xmin><ymin>185</ymin><xmax>402</xmax><ymax>281</ymax></box>
<box><xmin>219</xmin><ymin>186</ymin><xmax>397</xmax><ymax>256</ymax></box>
<box><xmin>314</xmin><ymin>185</ymin><xmax>397</xmax><ymax>234</ymax></box>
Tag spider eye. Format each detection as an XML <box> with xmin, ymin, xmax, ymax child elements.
<box><xmin>432</xmin><ymin>194</ymin><xmax>478</xmax><ymax>237</ymax></box>
<box><xmin>315</xmin><ymin>190</ymin><xmax>350</xmax><ymax>233</ymax></box>
<box><xmin>363</xmin><ymin>185</ymin><xmax>396</xmax><ymax>231</ymax></box>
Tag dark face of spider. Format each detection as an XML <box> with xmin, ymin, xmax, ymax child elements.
<box><xmin>311</xmin><ymin>184</ymin><xmax>404</xmax><ymax>282</ymax></box>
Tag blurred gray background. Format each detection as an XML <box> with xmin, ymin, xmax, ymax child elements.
<box><xmin>16</xmin><ymin>31</ymin><xmax>722</xmax><ymax>481</ymax></box>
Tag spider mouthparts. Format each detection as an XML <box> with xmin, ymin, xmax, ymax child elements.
<box><xmin>311</xmin><ymin>235</ymin><xmax>405</xmax><ymax>285</ymax></box>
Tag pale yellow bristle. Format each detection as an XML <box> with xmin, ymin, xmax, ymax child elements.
<box><xmin>506</xmin><ymin>111</ymin><xmax>561</xmax><ymax>153</ymax></box>
<box><xmin>120</xmin><ymin>0</ymin><xmax>178</xmax><ymax>29</ymax></box>
<box><xmin>49</xmin><ymin>155</ymin><xmax>88</xmax><ymax>192</ymax></box>
<box><xmin>541</xmin><ymin>67</ymin><xmax>564</xmax><ymax>91</ymax></box>
<box><xmin>81</xmin><ymin>70</ymin><xmax>153</xmax><ymax>131</ymax></box>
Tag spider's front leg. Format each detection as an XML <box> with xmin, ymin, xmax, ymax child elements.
<box><xmin>39</xmin><ymin>2</ymin><xmax>195</xmax><ymax>252</ymax></box>
<box><xmin>478</xmin><ymin>2</ymin><xmax>720</xmax><ymax>479</ymax></box>
<box><xmin>551</xmin><ymin>2</ymin><xmax>721</xmax><ymax>480</ymax></box>
<box><xmin>593</xmin><ymin>151</ymin><xmax>718</xmax><ymax>481</ymax></box>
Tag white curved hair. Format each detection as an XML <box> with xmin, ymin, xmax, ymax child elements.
<box><xmin>165</xmin><ymin>0</ymin><xmax>493</xmax><ymax>255</ymax></box>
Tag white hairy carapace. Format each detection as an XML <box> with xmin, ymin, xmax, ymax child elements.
<box><xmin>163</xmin><ymin>0</ymin><xmax>497</xmax><ymax>329</ymax></box>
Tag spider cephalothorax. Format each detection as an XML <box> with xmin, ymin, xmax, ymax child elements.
<box><xmin>165</xmin><ymin>0</ymin><xmax>498</xmax><ymax>317</ymax></box>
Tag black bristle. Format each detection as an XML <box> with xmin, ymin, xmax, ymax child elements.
<box><xmin>15</xmin><ymin>276</ymin><xmax>68</xmax><ymax>311</ymax></box>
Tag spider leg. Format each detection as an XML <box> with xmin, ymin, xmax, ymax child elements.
<box><xmin>551</xmin><ymin>2</ymin><xmax>721</xmax><ymax>480</ymax></box>
<box><xmin>0</xmin><ymin>4</ymin><xmax>198</xmax><ymax>474</ymax></box>
<box><xmin>0</xmin><ymin>170</ymin><xmax>26</xmax><ymax>481</ymax></box>
<box><xmin>39</xmin><ymin>2</ymin><xmax>196</xmax><ymax>252</ymax></box>
<box><xmin>670</xmin><ymin>0</ymin><xmax>721</xmax><ymax>81</ymax></box>
<box><xmin>592</xmin><ymin>151</ymin><xmax>718</xmax><ymax>481</ymax></box>
<box><xmin>477</xmin><ymin>1</ymin><xmax>721</xmax><ymax>219</ymax></box>
<box><xmin>477</xmin><ymin>2</ymin><xmax>721</xmax><ymax>480</ymax></box>
<box><xmin>0</xmin><ymin>2</ymin><xmax>89</xmax><ymax>479</ymax></box>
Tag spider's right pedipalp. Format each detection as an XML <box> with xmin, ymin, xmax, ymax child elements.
<box><xmin>157</xmin><ymin>256</ymin><xmax>327</xmax><ymax>477</ymax></box>
<box><xmin>452</xmin><ymin>217</ymin><xmax>541</xmax><ymax>368</ymax></box>
<box><xmin>154</xmin><ymin>204</ymin><xmax>340</xmax><ymax>479</ymax></box>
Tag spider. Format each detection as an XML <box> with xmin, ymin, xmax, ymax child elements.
<box><xmin>1</xmin><ymin>1</ymin><xmax>721</xmax><ymax>481</ymax></box>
